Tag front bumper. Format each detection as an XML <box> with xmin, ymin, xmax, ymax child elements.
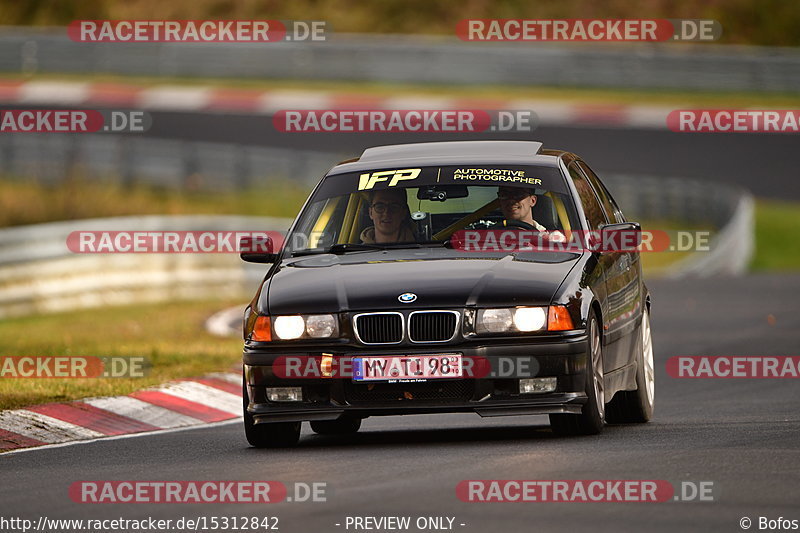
<box><xmin>243</xmin><ymin>334</ymin><xmax>588</xmax><ymax>424</ymax></box>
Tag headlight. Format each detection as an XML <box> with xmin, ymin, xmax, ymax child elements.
<box><xmin>305</xmin><ymin>314</ymin><xmax>337</xmax><ymax>338</ymax></box>
<box><xmin>273</xmin><ymin>316</ymin><xmax>306</xmax><ymax>340</ymax></box>
<box><xmin>476</xmin><ymin>307</ymin><xmax>547</xmax><ymax>334</ymax></box>
<box><xmin>268</xmin><ymin>314</ymin><xmax>339</xmax><ymax>340</ymax></box>
<box><xmin>513</xmin><ymin>307</ymin><xmax>547</xmax><ymax>332</ymax></box>
<box><xmin>477</xmin><ymin>308</ymin><xmax>513</xmax><ymax>333</ymax></box>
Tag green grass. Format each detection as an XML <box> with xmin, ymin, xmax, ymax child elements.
<box><xmin>0</xmin><ymin>299</ymin><xmax>244</xmax><ymax>411</ymax></box>
<box><xmin>0</xmin><ymin>177</ymin><xmax>310</xmax><ymax>227</ymax></box>
<box><xmin>640</xmin><ymin>249</ymin><xmax>696</xmax><ymax>274</ymax></box>
<box><xmin>752</xmin><ymin>199</ymin><xmax>800</xmax><ymax>270</ymax></box>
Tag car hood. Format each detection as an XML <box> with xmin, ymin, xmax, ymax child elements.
<box><xmin>263</xmin><ymin>250</ymin><xmax>580</xmax><ymax>314</ymax></box>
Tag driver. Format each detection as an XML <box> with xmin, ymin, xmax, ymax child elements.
<box><xmin>497</xmin><ymin>186</ymin><xmax>548</xmax><ymax>231</ymax></box>
<box><xmin>360</xmin><ymin>188</ymin><xmax>416</xmax><ymax>244</ymax></box>
<box><xmin>497</xmin><ymin>186</ymin><xmax>566</xmax><ymax>246</ymax></box>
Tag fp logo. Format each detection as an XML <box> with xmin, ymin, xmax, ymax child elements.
<box><xmin>358</xmin><ymin>168</ymin><xmax>421</xmax><ymax>190</ymax></box>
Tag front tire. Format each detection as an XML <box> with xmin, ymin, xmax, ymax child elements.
<box><xmin>243</xmin><ymin>379</ymin><xmax>301</xmax><ymax>448</ymax></box>
<box><xmin>550</xmin><ymin>313</ymin><xmax>605</xmax><ymax>436</ymax></box>
<box><xmin>606</xmin><ymin>308</ymin><xmax>655</xmax><ymax>423</ymax></box>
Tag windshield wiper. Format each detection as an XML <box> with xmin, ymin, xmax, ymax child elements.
<box><xmin>292</xmin><ymin>242</ymin><xmax>426</xmax><ymax>257</ymax></box>
<box><xmin>290</xmin><ymin>244</ymin><xmax>382</xmax><ymax>257</ymax></box>
<box><xmin>328</xmin><ymin>243</ymin><xmax>387</xmax><ymax>254</ymax></box>
<box><xmin>329</xmin><ymin>242</ymin><xmax>429</xmax><ymax>253</ymax></box>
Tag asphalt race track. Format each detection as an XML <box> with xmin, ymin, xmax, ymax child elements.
<box><xmin>141</xmin><ymin>110</ymin><xmax>800</xmax><ymax>200</ymax></box>
<box><xmin>2</xmin><ymin>274</ymin><xmax>798</xmax><ymax>533</ymax></box>
<box><xmin>6</xmin><ymin>104</ymin><xmax>797</xmax><ymax>198</ymax></box>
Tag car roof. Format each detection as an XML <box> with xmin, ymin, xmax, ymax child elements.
<box><xmin>326</xmin><ymin>140</ymin><xmax>568</xmax><ymax>175</ymax></box>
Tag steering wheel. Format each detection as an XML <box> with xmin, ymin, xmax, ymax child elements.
<box><xmin>465</xmin><ymin>220</ymin><xmax>493</xmax><ymax>230</ymax></box>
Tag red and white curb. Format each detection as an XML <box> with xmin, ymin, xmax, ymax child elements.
<box><xmin>0</xmin><ymin>80</ymin><xmax>674</xmax><ymax>129</ymax></box>
<box><xmin>0</xmin><ymin>371</ymin><xmax>241</xmax><ymax>453</ymax></box>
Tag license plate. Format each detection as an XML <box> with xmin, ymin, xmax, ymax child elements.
<box><xmin>352</xmin><ymin>354</ymin><xmax>462</xmax><ymax>382</ymax></box>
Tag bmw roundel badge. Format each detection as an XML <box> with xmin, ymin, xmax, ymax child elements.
<box><xmin>398</xmin><ymin>292</ymin><xmax>417</xmax><ymax>303</ymax></box>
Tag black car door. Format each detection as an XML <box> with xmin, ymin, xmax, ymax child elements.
<box><xmin>568</xmin><ymin>162</ymin><xmax>626</xmax><ymax>372</ymax></box>
<box><xmin>576</xmin><ymin>161</ymin><xmax>642</xmax><ymax>370</ymax></box>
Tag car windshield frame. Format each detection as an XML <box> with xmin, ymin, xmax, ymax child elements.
<box><xmin>282</xmin><ymin>164</ymin><xmax>581</xmax><ymax>258</ymax></box>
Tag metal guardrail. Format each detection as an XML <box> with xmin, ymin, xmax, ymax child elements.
<box><xmin>0</xmin><ymin>133</ymin><xmax>341</xmax><ymax>189</ymax></box>
<box><xmin>0</xmin><ymin>215</ymin><xmax>290</xmax><ymax>319</ymax></box>
<box><xmin>666</xmin><ymin>193</ymin><xmax>754</xmax><ymax>277</ymax></box>
<box><xmin>603</xmin><ymin>174</ymin><xmax>754</xmax><ymax>277</ymax></box>
<box><xmin>603</xmin><ymin>173</ymin><xmax>743</xmax><ymax>229</ymax></box>
<box><xmin>1</xmin><ymin>28</ymin><xmax>800</xmax><ymax>92</ymax></box>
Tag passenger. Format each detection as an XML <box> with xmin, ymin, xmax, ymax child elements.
<box><xmin>360</xmin><ymin>188</ymin><xmax>416</xmax><ymax>244</ymax></box>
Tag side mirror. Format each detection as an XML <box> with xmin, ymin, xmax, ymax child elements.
<box><xmin>239</xmin><ymin>235</ymin><xmax>279</xmax><ymax>263</ymax></box>
<box><xmin>600</xmin><ymin>222</ymin><xmax>642</xmax><ymax>252</ymax></box>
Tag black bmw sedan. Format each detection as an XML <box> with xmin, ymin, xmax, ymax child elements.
<box><xmin>241</xmin><ymin>140</ymin><xmax>654</xmax><ymax>447</ymax></box>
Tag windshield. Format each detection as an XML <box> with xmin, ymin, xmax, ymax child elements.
<box><xmin>285</xmin><ymin>165</ymin><xmax>580</xmax><ymax>256</ymax></box>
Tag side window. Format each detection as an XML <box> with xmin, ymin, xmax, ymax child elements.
<box><xmin>577</xmin><ymin>161</ymin><xmax>626</xmax><ymax>223</ymax></box>
<box><xmin>568</xmin><ymin>164</ymin><xmax>607</xmax><ymax>230</ymax></box>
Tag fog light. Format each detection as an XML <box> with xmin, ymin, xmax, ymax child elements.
<box><xmin>266</xmin><ymin>387</ymin><xmax>303</xmax><ymax>402</ymax></box>
<box><xmin>519</xmin><ymin>377</ymin><xmax>557</xmax><ymax>394</ymax></box>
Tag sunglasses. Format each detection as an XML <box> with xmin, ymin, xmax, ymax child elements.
<box><xmin>370</xmin><ymin>202</ymin><xmax>405</xmax><ymax>214</ymax></box>
<box><xmin>497</xmin><ymin>192</ymin><xmax>533</xmax><ymax>202</ymax></box>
